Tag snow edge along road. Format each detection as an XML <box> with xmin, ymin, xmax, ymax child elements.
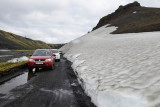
<box><xmin>60</xmin><ymin>25</ymin><xmax>160</xmax><ymax>107</ymax></box>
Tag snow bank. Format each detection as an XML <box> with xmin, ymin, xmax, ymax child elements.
<box><xmin>7</xmin><ymin>56</ymin><xmax>28</xmax><ymax>63</ymax></box>
<box><xmin>60</xmin><ymin>25</ymin><xmax>160</xmax><ymax>107</ymax></box>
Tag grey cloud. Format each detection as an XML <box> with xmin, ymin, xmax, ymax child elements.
<box><xmin>0</xmin><ymin>0</ymin><xmax>159</xmax><ymax>43</ymax></box>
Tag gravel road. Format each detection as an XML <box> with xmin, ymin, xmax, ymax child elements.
<box><xmin>0</xmin><ymin>57</ymin><xmax>96</xmax><ymax>107</ymax></box>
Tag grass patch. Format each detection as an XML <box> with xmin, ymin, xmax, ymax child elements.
<box><xmin>0</xmin><ymin>61</ymin><xmax>27</xmax><ymax>72</ymax></box>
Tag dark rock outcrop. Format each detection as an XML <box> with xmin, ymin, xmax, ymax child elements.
<box><xmin>92</xmin><ymin>1</ymin><xmax>160</xmax><ymax>34</ymax></box>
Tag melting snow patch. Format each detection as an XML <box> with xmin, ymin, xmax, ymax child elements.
<box><xmin>7</xmin><ymin>56</ymin><xmax>28</xmax><ymax>63</ymax></box>
<box><xmin>40</xmin><ymin>88</ymin><xmax>73</xmax><ymax>96</ymax></box>
<box><xmin>71</xmin><ymin>83</ymin><xmax>77</xmax><ymax>86</ymax></box>
<box><xmin>133</xmin><ymin>11</ymin><xmax>137</xmax><ymax>13</ymax></box>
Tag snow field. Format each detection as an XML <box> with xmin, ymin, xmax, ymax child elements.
<box><xmin>61</xmin><ymin>25</ymin><xmax>160</xmax><ymax>107</ymax></box>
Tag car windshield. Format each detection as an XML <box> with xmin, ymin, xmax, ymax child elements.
<box><xmin>33</xmin><ymin>50</ymin><xmax>51</xmax><ymax>56</ymax></box>
<box><xmin>52</xmin><ymin>50</ymin><xmax>58</xmax><ymax>53</ymax></box>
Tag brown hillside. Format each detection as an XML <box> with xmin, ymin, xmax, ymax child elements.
<box><xmin>92</xmin><ymin>1</ymin><xmax>160</xmax><ymax>34</ymax></box>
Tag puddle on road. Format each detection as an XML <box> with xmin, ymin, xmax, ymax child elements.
<box><xmin>0</xmin><ymin>49</ymin><xmax>12</xmax><ymax>57</ymax></box>
<box><xmin>0</xmin><ymin>71</ymin><xmax>36</xmax><ymax>94</ymax></box>
<box><xmin>0</xmin><ymin>55</ymin><xmax>13</xmax><ymax>57</ymax></box>
<box><xmin>27</xmin><ymin>71</ymin><xmax>36</xmax><ymax>81</ymax></box>
<box><xmin>0</xmin><ymin>49</ymin><xmax>11</xmax><ymax>52</ymax></box>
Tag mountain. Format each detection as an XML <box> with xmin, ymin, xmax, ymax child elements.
<box><xmin>48</xmin><ymin>44</ymin><xmax>65</xmax><ymax>49</ymax></box>
<box><xmin>0</xmin><ymin>29</ymin><xmax>51</xmax><ymax>50</ymax></box>
<box><xmin>92</xmin><ymin>1</ymin><xmax>160</xmax><ymax>34</ymax></box>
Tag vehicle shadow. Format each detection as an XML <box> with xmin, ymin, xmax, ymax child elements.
<box><xmin>27</xmin><ymin>68</ymin><xmax>52</xmax><ymax>81</ymax></box>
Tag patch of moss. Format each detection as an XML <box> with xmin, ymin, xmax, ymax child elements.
<box><xmin>0</xmin><ymin>61</ymin><xmax>27</xmax><ymax>72</ymax></box>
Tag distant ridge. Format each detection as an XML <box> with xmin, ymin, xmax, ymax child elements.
<box><xmin>0</xmin><ymin>29</ymin><xmax>51</xmax><ymax>49</ymax></box>
<box><xmin>92</xmin><ymin>1</ymin><xmax>160</xmax><ymax>34</ymax></box>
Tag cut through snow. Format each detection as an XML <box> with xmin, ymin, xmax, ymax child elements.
<box><xmin>60</xmin><ymin>25</ymin><xmax>160</xmax><ymax>107</ymax></box>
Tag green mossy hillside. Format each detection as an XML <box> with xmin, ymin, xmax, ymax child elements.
<box><xmin>0</xmin><ymin>30</ymin><xmax>51</xmax><ymax>50</ymax></box>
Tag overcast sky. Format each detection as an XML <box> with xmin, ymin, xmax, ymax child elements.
<box><xmin>0</xmin><ymin>0</ymin><xmax>159</xmax><ymax>44</ymax></box>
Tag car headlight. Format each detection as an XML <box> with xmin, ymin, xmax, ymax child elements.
<box><xmin>45</xmin><ymin>59</ymin><xmax>51</xmax><ymax>62</ymax></box>
<box><xmin>29</xmin><ymin>59</ymin><xmax>35</xmax><ymax>62</ymax></box>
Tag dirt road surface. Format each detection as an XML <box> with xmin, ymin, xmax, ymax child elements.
<box><xmin>0</xmin><ymin>57</ymin><xmax>95</xmax><ymax>107</ymax></box>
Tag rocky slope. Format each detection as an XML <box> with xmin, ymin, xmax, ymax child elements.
<box><xmin>93</xmin><ymin>1</ymin><xmax>160</xmax><ymax>34</ymax></box>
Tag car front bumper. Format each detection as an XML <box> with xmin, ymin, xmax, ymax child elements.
<box><xmin>28</xmin><ymin>61</ymin><xmax>53</xmax><ymax>68</ymax></box>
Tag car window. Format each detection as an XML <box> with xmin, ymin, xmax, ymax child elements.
<box><xmin>33</xmin><ymin>50</ymin><xmax>51</xmax><ymax>56</ymax></box>
<box><xmin>52</xmin><ymin>50</ymin><xmax>58</xmax><ymax>53</ymax></box>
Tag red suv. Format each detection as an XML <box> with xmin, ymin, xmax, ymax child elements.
<box><xmin>28</xmin><ymin>49</ymin><xmax>55</xmax><ymax>71</ymax></box>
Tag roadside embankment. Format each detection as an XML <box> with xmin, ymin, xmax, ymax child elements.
<box><xmin>0</xmin><ymin>50</ymin><xmax>30</xmax><ymax>77</ymax></box>
<box><xmin>0</xmin><ymin>60</ymin><xmax>27</xmax><ymax>76</ymax></box>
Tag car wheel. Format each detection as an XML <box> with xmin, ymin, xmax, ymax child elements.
<box><xmin>49</xmin><ymin>64</ymin><xmax>54</xmax><ymax>70</ymax></box>
<box><xmin>58</xmin><ymin>59</ymin><xmax>60</xmax><ymax>62</ymax></box>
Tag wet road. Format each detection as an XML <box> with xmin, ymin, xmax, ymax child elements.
<box><xmin>0</xmin><ymin>57</ymin><xmax>95</xmax><ymax>107</ymax></box>
<box><xmin>0</xmin><ymin>49</ymin><xmax>32</xmax><ymax>62</ymax></box>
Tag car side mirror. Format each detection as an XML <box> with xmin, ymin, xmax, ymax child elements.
<box><xmin>53</xmin><ymin>54</ymin><xmax>56</xmax><ymax>56</ymax></box>
<box><xmin>29</xmin><ymin>54</ymin><xmax>32</xmax><ymax>56</ymax></box>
